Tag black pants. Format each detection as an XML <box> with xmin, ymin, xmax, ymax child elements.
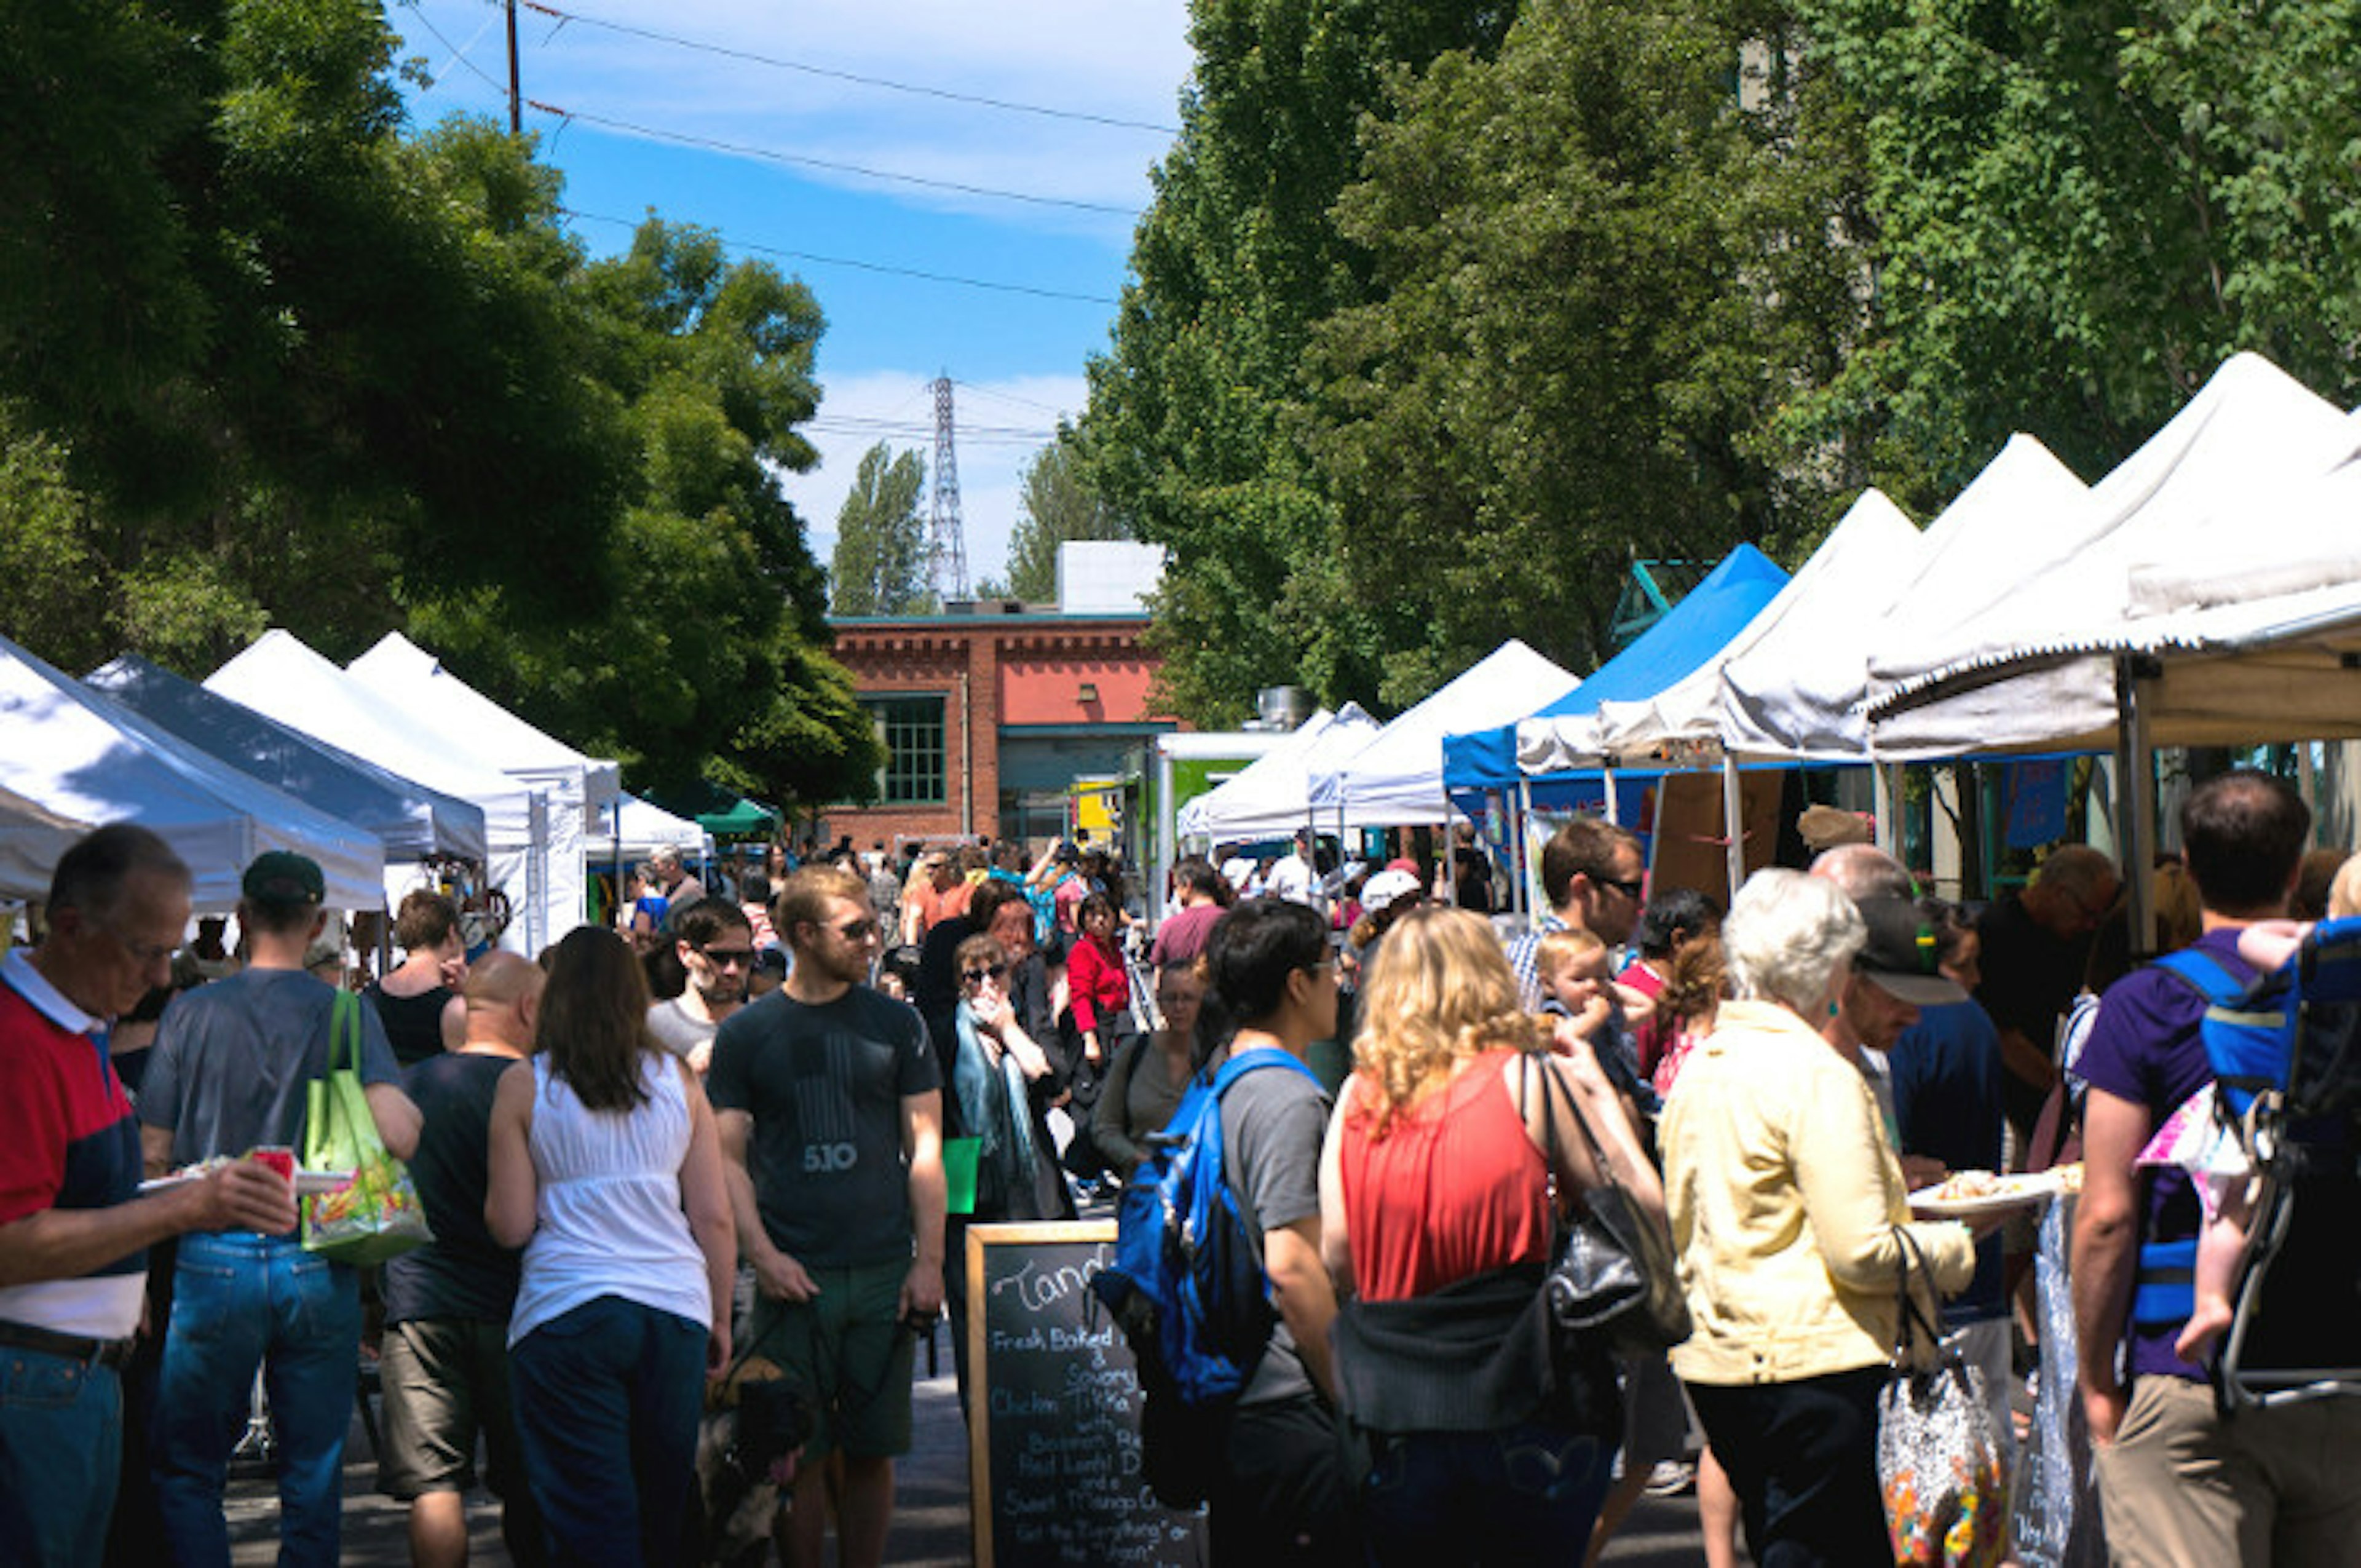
<box><xmin>1685</xmin><ymin>1366</ymin><xmax>1889</xmax><ymax>1568</ymax></box>
<box><xmin>1207</xmin><ymin>1392</ymin><xmax>1362</xmax><ymax>1567</ymax></box>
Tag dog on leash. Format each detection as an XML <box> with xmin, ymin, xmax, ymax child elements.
<box><xmin>695</xmin><ymin>1356</ymin><xmax>814</xmax><ymax>1566</ymax></box>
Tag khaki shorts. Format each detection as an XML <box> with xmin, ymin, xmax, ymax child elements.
<box><xmin>376</xmin><ymin>1317</ymin><xmax>528</xmax><ymax>1501</ymax></box>
<box><xmin>2094</xmin><ymin>1374</ymin><xmax>2361</xmax><ymax>1567</ymax></box>
<box><xmin>744</xmin><ymin>1258</ymin><xmax>916</xmax><ymax>1462</ymax></box>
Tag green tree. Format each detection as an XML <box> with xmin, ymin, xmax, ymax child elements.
<box><xmin>1299</xmin><ymin>0</ymin><xmax>1871</xmax><ymax>695</ymax></box>
<box><xmin>828</xmin><ymin>443</ymin><xmax>930</xmax><ymax>616</ymax></box>
<box><xmin>0</xmin><ymin>2</ymin><xmax>880</xmax><ymax>805</ymax></box>
<box><xmin>1006</xmin><ymin>435</ymin><xmax>1126</xmax><ymax>603</ymax></box>
<box><xmin>1078</xmin><ymin>0</ymin><xmax>1520</xmax><ymax>724</ymax></box>
<box><xmin>1797</xmin><ymin>0</ymin><xmax>2361</xmax><ymax>495</ymax></box>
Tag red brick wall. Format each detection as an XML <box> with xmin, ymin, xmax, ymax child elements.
<box><xmin>825</xmin><ymin>616</ymin><xmax>1176</xmax><ymax>843</ymax></box>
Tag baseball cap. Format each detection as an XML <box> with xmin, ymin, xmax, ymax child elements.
<box><xmin>243</xmin><ymin>850</ymin><xmax>325</xmax><ymax>906</ymax></box>
<box><xmin>1361</xmin><ymin>868</ymin><xmax>1422</xmax><ymax>916</ymax></box>
<box><xmin>1851</xmin><ymin>897</ymin><xmax>1966</xmax><ymax>1006</ymax></box>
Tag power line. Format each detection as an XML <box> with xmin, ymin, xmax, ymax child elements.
<box><xmin>558</xmin><ymin>207</ymin><xmax>1119</xmax><ymax>305</ymax></box>
<box><xmin>949</xmin><ymin>379</ymin><xmax>1077</xmax><ymax>419</ymax></box>
<box><xmin>515</xmin><ymin>0</ymin><xmax>1180</xmax><ymax>137</ymax></box>
<box><xmin>406</xmin><ymin>4</ymin><xmax>510</xmax><ymax>98</ymax></box>
<box><xmin>529</xmin><ymin>102</ymin><xmax>1142</xmax><ymax>216</ymax></box>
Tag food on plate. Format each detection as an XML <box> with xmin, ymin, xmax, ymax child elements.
<box><xmin>1932</xmin><ymin>1169</ymin><xmax>2004</xmax><ymax>1202</ymax></box>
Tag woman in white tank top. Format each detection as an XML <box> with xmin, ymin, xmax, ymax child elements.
<box><xmin>487</xmin><ymin>927</ymin><xmax>737</xmax><ymax>1565</ymax></box>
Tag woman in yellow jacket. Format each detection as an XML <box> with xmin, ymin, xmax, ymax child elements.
<box><xmin>1660</xmin><ymin>869</ymin><xmax>1975</xmax><ymax>1567</ymax></box>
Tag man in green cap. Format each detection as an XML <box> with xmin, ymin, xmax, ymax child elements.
<box><xmin>139</xmin><ymin>850</ymin><xmax>421</xmax><ymax>1567</ymax></box>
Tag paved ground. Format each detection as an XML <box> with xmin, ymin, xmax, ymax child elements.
<box><xmin>224</xmin><ymin>1320</ymin><xmax>1715</xmax><ymax>1564</ymax></box>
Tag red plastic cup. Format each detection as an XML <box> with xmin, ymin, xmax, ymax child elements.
<box><xmin>250</xmin><ymin>1146</ymin><xmax>296</xmax><ymax>1186</ymax></box>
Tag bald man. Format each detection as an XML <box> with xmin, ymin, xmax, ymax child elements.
<box><xmin>376</xmin><ymin>951</ymin><xmax>547</xmax><ymax>1568</ymax></box>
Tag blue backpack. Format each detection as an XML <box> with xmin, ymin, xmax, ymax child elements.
<box><xmin>1091</xmin><ymin>1046</ymin><xmax>1321</xmax><ymax>1406</ymax></box>
<box><xmin>2134</xmin><ymin>919</ymin><xmax>2361</xmax><ymax>1410</ymax></box>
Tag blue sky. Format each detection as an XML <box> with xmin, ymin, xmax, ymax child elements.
<box><xmin>389</xmin><ymin>0</ymin><xmax>1193</xmax><ymax>582</ymax></box>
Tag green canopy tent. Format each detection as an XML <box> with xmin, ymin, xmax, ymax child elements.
<box><xmin>643</xmin><ymin>781</ymin><xmax>781</xmax><ymax>842</ymax></box>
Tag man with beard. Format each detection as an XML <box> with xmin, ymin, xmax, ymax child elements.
<box><xmin>708</xmin><ymin>866</ymin><xmax>946</xmax><ymax>1568</ymax></box>
<box><xmin>648</xmin><ymin>901</ymin><xmax>757</xmax><ymax>1077</ymax></box>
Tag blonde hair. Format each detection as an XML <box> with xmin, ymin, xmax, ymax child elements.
<box><xmin>1352</xmin><ymin>905</ymin><xmax>1541</xmax><ymax>1137</ymax></box>
<box><xmin>2329</xmin><ymin>853</ymin><xmax>2361</xmax><ymax>921</ymax></box>
<box><xmin>1535</xmin><ymin>925</ymin><xmax>1606</xmax><ymax>973</ymax></box>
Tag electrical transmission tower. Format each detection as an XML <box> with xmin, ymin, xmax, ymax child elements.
<box><xmin>927</xmin><ymin>374</ymin><xmax>970</xmax><ymax>604</ymax></box>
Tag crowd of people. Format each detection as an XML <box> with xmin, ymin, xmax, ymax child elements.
<box><xmin>6</xmin><ymin>770</ymin><xmax>2360</xmax><ymax>1567</ymax></box>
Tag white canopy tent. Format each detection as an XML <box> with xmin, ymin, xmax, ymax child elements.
<box><xmin>89</xmin><ymin>654</ymin><xmax>489</xmax><ymax>863</ymax></box>
<box><xmin>207</xmin><ymin>631</ymin><xmax>555</xmax><ymax>951</ymax></box>
<box><xmin>600</xmin><ymin>793</ymin><xmax>710</xmax><ymax>865</ymax></box>
<box><xmin>1177</xmin><ymin>704</ymin><xmax>1382</xmax><ymax>843</ymax></box>
<box><xmin>1859</xmin><ymin>353</ymin><xmax>2361</xmax><ymax>930</ymax></box>
<box><xmin>0</xmin><ymin>632</ymin><xmax>386</xmax><ymax>909</ymax></box>
<box><xmin>1310</xmin><ymin>641</ymin><xmax>1580</xmax><ymax>828</ymax></box>
<box><xmin>346</xmin><ymin>633</ymin><xmax>620</xmax><ymax>951</ymax></box>
<box><xmin>1595</xmin><ymin>491</ymin><xmax>1921</xmax><ymax>764</ymax></box>
<box><xmin>1865</xmin><ymin>354</ymin><xmax>2359</xmax><ymax>758</ymax></box>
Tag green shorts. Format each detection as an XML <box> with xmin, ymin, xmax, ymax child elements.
<box><xmin>745</xmin><ymin>1258</ymin><xmax>916</xmax><ymax>1462</ymax></box>
<box><xmin>376</xmin><ymin>1317</ymin><xmax>529</xmax><ymax>1502</ymax></box>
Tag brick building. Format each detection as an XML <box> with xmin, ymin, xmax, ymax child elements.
<box><xmin>825</xmin><ymin>603</ymin><xmax>1182</xmax><ymax>850</ymax></box>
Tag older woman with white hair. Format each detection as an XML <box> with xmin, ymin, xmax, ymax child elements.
<box><xmin>1659</xmin><ymin>869</ymin><xmax>1976</xmax><ymax>1567</ymax></box>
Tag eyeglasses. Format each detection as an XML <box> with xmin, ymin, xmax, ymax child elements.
<box><xmin>698</xmin><ymin>946</ymin><xmax>758</xmax><ymax>970</ymax></box>
<box><xmin>963</xmin><ymin>964</ymin><xmax>1008</xmax><ymax>984</ymax></box>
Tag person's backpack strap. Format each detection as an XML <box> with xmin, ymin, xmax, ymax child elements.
<box><xmin>2148</xmin><ymin>948</ymin><xmax>2285</xmax><ymax>1107</ymax></box>
<box><xmin>1207</xmin><ymin>1045</ymin><xmax>1321</xmax><ymax>1099</ymax></box>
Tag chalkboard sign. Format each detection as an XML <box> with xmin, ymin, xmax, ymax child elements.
<box><xmin>967</xmin><ymin>1221</ymin><xmax>1209</xmax><ymax>1568</ymax></box>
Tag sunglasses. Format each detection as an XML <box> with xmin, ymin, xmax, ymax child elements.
<box><xmin>963</xmin><ymin>964</ymin><xmax>1009</xmax><ymax>984</ymax></box>
<box><xmin>1597</xmin><ymin>875</ymin><xmax>1645</xmax><ymax>900</ymax></box>
<box><xmin>698</xmin><ymin>946</ymin><xmax>757</xmax><ymax>970</ymax></box>
<box><xmin>832</xmin><ymin>917</ymin><xmax>880</xmax><ymax>941</ymax></box>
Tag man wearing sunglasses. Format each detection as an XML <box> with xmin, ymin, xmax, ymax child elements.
<box><xmin>709</xmin><ymin>865</ymin><xmax>945</xmax><ymax>1568</ymax></box>
<box><xmin>648</xmin><ymin>901</ymin><xmax>757</xmax><ymax>1077</ymax></box>
<box><xmin>1505</xmin><ymin>817</ymin><xmax>1647</xmax><ymax>1012</ymax></box>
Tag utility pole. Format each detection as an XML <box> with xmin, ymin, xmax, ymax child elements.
<box><xmin>927</xmin><ymin>374</ymin><xmax>971</xmax><ymax>604</ymax></box>
<box><xmin>505</xmin><ymin>0</ymin><xmax>522</xmax><ymax>135</ymax></box>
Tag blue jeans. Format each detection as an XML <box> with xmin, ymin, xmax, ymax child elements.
<box><xmin>1361</xmin><ymin>1420</ymin><xmax>1616</xmax><ymax>1567</ymax></box>
<box><xmin>0</xmin><ymin>1341</ymin><xmax>122</xmax><ymax>1566</ymax></box>
<box><xmin>151</xmin><ymin>1232</ymin><xmax>361</xmax><ymax>1568</ymax></box>
<box><xmin>510</xmin><ymin>1295</ymin><xmax>707</xmax><ymax>1567</ymax></box>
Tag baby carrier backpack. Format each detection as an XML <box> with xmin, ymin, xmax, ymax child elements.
<box><xmin>2141</xmin><ymin>916</ymin><xmax>2361</xmax><ymax>1411</ymax></box>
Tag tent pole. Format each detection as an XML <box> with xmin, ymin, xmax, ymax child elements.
<box><xmin>1516</xmin><ymin>780</ymin><xmax>1533</xmax><ymax>922</ymax></box>
<box><xmin>2114</xmin><ymin>655</ymin><xmax>2156</xmax><ymax>949</ymax></box>
<box><xmin>1602</xmin><ymin>765</ymin><xmax>1619</xmax><ymax>826</ymax></box>
<box><xmin>1870</xmin><ymin>752</ymin><xmax>1894</xmax><ymax>854</ymax></box>
<box><xmin>1720</xmin><ymin>755</ymin><xmax>1746</xmax><ymax>906</ymax></box>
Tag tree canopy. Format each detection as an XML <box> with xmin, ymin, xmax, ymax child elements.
<box><xmin>0</xmin><ymin>0</ymin><xmax>878</xmax><ymax>804</ymax></box>
<box><xmin>1084</xmin><ymin>0</ymin><xmax>2361</xmax><ymax>726</ymax></box>
<box><xmin>1006</xmin><ymin>435</ymin><xmax>1126</xmax><ymax>603</ymax></box>
<box><xmin>828</xmin><ymin>442</ymin><xmax>930</xmax><ymax>616</ymax></box>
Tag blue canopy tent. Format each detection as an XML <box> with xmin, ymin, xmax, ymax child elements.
<box><xmin>1441</xmin><ymin>544</ymin><xmax>1792</xmax><ymax>813</ymax></box>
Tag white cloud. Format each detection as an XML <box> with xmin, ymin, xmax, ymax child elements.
<box><xmin>786</xmin><ymin>369</ymin><xmax>1090</xmax><ymax>590</ymax></box>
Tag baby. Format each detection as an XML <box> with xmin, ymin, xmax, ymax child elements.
<box><xmin>1537</xmin><ymin>926</ymin><xmax>1615</xmax><ymax>1044</ymax></box>
<box><xmin>2139</xmin><ymin>919</ymin><xmax>2308</xmax><ymax>1361</ymax></box>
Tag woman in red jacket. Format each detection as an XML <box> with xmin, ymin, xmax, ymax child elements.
<box><xmin>1064</xmin><ymin>893</ymin><xmax>1131</xmax><ymax>1066</ymax></box>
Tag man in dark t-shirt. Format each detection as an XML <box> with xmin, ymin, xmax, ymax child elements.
<box><xmin>2073</xmin><ymin>772</ymin><xmax>2361</xmax><ymax>1565</ymax></box>
<box><xmin>710</xmin><ymin>865</ymin><xmax>944</xmax><ymax>1568</ymax></box>
<box><xmin>1972</xmin><ymin>845</ymin><xmax>2118</xmax><ymax>1139</ymax></box>
<box><xmin>377</xmin><ymin>953</ymin><xmax>545</xmax><ymax>1566</ymax></box>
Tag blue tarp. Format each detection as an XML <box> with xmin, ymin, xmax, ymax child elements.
<box><xmin>1441</xmin><ymin>545</ymin><xmax>1792</xmax><ymax>801</ymax></box>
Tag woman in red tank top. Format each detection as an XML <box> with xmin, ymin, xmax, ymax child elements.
<box><xmin>1317</xmin><ymin>905</ymin><xmax>1666</xmax><ymax>1566</ymax></box>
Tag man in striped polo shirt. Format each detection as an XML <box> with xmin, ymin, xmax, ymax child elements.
<box><xmin>0</xmin><ymin>825</ymin><xmax>298</xmax><ymax>1567</ymax></box>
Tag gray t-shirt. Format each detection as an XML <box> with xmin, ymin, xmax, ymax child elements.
<box><xmin>646</xmin><ymin>997</ymin><xmax>718</xmax><ymax>1062</ymax></box>
<box><xmin>142</xmin><ymin>968</ymin><xmax>401</xmax><ymax>1166</ymax></box>
<box><xmin>1218</xmin><ymin>1050</ymin><xmax>1331</xmax><ymax>1406</ymax></box>
<box><xmin>706</xmin><ymin>986</ymin><xmax>941</xmax><ymax>1268</ymax></box>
